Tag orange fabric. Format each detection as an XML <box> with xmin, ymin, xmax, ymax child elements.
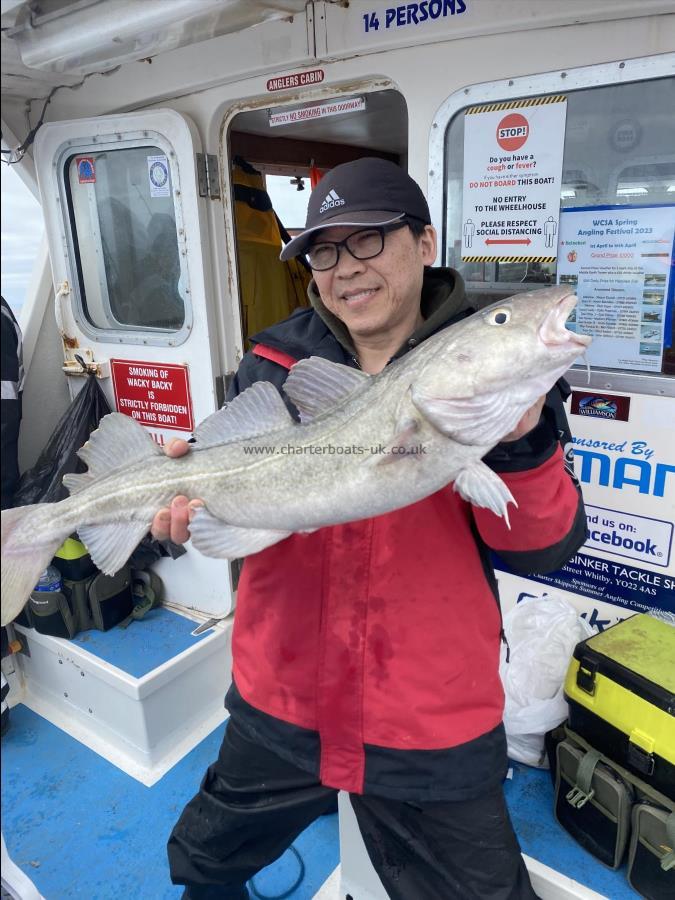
<box><xmin>309</xmin><ymin>165</ymin><xmax>325</xmax><ymax>189</ymax></box>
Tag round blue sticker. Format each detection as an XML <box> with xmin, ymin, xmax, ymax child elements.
<box><xmin>149</xmin><ymin>160</ymin><xmax>169</xmax><ymax>188</ymax></box>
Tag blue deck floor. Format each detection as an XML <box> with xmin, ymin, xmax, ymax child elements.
<box><xmin>70</xmin><ymin>607</ymin><xmax>212</xmax><ymax>678</ymax></box>
<box><xmin>1</xmin><ymin>705</ymin><xmax>338</xmax><ymax>899</ymax></box>
<box><xmin>505</xmin><ymin>763</ymin><xmax>637</xmax><ymax>898</ymax></box>
<box><xmin>2</xmin><ymin>704</ymin><xmax>638</xmax><ymax>899</ymax></box>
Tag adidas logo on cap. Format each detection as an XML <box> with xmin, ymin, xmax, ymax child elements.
<box><xmin>319</xmin><ymin>189</ymin><xmax>345</xmax><ymax>214</ymax></box>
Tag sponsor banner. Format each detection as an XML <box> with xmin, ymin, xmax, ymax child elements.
<box><xmin>493</xmin><ymin>551</ymin><xmax>674</xmax><ymax>617</ymax></box>
<box><xmin>557</xmin><ymin>203</ymin><xmax>675</xmax><ymax>372</ymax></box>
<box><xmin>147</xmin><ymin>155</ymin><xmax>170</xmax><ymax>198</ymax></box>
<box><xmin>571</xmin><ymin>390</ymin><xmax>630</xmax><ymax>422</ymax></box>
<box><xmin>266</xmin><ymin>69</ymin><xmax>325</xmax><ymax>91</ymax></box>
<box><xmin>268</xmin><ymin>97</ymin><xmax>365</xmax><ymax>128</ymax></box>
<box><xmin>553</xmin><ymin>391</ymin><xmax>675</xmax><ymax>618</ymax></box>
<box><xmin>111</xmin><ymin>359</ymin><xmax>193</xmax><ymax>432</ymax></box>
<box><xmin>584</xmin><ymin>504</ymin><xmax>672</xmax><ymax>568</ymax></box>
<box><xmin>76</xmin><ymin>157</ymin><xmax>96</xmax><ymax>183</ymax></box>
<box><xmin>569</xmin><ymin>425</ymin><xmax>673</xmax><ymax>503</ymax></box>
<box><xmin>461</xmin><ymin>96</ymin><xmax>567</xmax><ymax>262</ymax></box>
<box><xmin>496</xmin><ymin>572</ymin><xmax>634</xmax><ymax>632</ymax></box>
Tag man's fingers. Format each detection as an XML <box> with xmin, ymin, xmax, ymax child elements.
<box><xmin>150</xmin><ymin>496</ymin><xmax>204</xmax><ymax>544</ymax></box>
<box><xmin>170</xmin><ymin>496</ymin><xmax>191</xmax><ymax>544</ymax></box>
<box><xmin>151</xmin><ymin>508</ymin><xmax>172</xmax><ymax>541</ymax></box>
<box><xmin>165</xmin><ymin>438</ymin><xmax>191</xmax><ymax>458</ymax></box>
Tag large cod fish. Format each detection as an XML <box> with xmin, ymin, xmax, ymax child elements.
<box><xmin>1</xmin><ymin>287</ymin><xmax>590</xmax><ymax>625</ymax></box>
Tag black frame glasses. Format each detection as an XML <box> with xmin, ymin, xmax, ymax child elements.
<box><xmin>306</xmin><ymin>220</ymin><xmax>409</xmax><ymax>271</ymax></box>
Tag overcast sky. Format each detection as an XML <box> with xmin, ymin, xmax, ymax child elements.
<box><xmin>1</xmin><ymin>163</ymin><xmax>44</xmax><ymax>317</ymax></box>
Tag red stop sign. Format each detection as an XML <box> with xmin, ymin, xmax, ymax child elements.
<box><xmin>496</xmin><ymin>113</ymin><xmax>529</xmax><ymax>151</ymax></box>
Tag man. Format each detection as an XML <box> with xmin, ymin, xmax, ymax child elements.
<box><xmin>157</xmin><ymin>158</ymin><xmax>586</xmax><ymax>899</ymax></box>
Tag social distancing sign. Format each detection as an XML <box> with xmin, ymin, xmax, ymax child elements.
<box><xmin>462</xmin><ymin>96</ymin><xmax>567</xmax><ymax>263</ymax></box>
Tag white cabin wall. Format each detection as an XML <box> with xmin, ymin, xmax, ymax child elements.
<box><xmin>316</xmin><ymin>15</ymin><xmax>674</xmax><ymax>203</ymax></box>
<box><xmin>152</xmin><ymin>12</ymin><xmax>675</xmax><ymax>374</ymax></box>
<box><xmin>23</xmin><ymin>12</ymin><xmax>315</xmax><ymax>124</ymax></box>
<box><xmin>8</xmin><ymin>2</ymin><xmax>673</xmax><ymax>470</ymax></box>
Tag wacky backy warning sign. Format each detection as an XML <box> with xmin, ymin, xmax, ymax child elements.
<box><xmin>462</xmin><ymin>96</ymin><xmax>567</xmax><ymax>263</ymax></box>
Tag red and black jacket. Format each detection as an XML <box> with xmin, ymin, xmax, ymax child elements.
<box><xmin>223</xmin><ymin>270</ymin><xmax>587</xmax><ymax>800</ymax></box>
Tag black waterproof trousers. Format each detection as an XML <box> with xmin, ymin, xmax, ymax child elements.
<box><xmin>168</xmin><ymin>717</ymin><xmax>537</xmax><ymax>900</ymax></box>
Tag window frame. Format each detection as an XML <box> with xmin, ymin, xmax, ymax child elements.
<box><xmin>428</xmin><ymin>53</ymin><xmax>674</xmax><ymax>397</ymax></box>
<box><xmin>56</xmin><ymin>130</ymin><xmax>193</xmax><ymax>347</ymax></box>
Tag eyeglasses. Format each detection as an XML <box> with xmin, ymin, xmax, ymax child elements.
<box><xmin>306</xmin><ymin>221</ymin><xmax>409</xmax><ymax>271</ymax></box>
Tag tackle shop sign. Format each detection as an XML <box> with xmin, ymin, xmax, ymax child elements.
<box><xmin>462</xmin><ymin>96</ymin><xmax>567</xmax><ymax>263</ymax></box>
<box><xmin>111</xmin><ymin>359</ymin><xmax>193</xmax><ymax>432</ymax></box>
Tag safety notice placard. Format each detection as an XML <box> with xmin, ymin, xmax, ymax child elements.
<box><xmin>111</xmin><ymin>359</ymin><xmax>194</xmax><ymax>432</ymax></box>
<box><xmin>268</xmin><ymin>96</ymin><xmax>366</xmax><ymax>128</ymax></box>
<box><xmin>462</xmin><ymin>96</ymin><xmax>567</xmax><ymax>263</ymax></box>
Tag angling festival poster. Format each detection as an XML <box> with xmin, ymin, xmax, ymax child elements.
<box><xmin>556</xmin><ymin>204</ymin><xmax>675</xmax><ymax>373</ymax></box>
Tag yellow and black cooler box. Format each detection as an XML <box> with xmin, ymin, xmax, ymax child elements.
<box><xmin>564</xmin><ymin>614</ymin><xmax>675</xmax><ymax>800</ymax></box>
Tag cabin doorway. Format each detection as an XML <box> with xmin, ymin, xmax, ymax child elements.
<box><xmin>226</xmin><ymin>87</ymin><xmax>409</xmax><ymax>345</ymax></box>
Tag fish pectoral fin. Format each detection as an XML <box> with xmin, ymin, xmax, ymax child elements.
<box><xmin>411</xmin><ymin>387</ymin><xmax>520</xmax><ymax>446</ymax></box>
<box><xmin>189</xmin><ymin>508</ymin><xmax>291</xmax><ymax>559</ymax></box>
<box><xmin>193</xmin><ymin>382</ymin><xmax>293</xmax><ymax>448</ymax></box>
<box><xmin>78</xmin><ymin>519</ymin><xmax>152</xmax><ymax>575</ymax></box>
<box><xmin>453</xmin><ymin>462</ymin><xmax>517</xmax><ymax>528</ymax></box>
<box><xmin>283</xmin><ymin>357</ymin><xmax>370</xmax><ymax>422</ymax></box>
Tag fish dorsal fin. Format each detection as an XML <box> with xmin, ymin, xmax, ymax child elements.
<box><xmin>67</xmin><ymin>413</ymin><xmax>163</xmax><ymax>493</ymax></box>
<box><xmin>193</xmin><ymin>381</ymin><xmax>292</xmax><ymax>447</ymax></box>
<box><xmin>283</xmin><ymin>357</ymin><xmax>370</xmax><ymax>423</ymax></box>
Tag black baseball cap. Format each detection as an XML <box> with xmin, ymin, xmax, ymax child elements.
<box><xmin>280</xmin><ymin>157</ymin><xmax>431</xmax><ymax>261</ymax></box>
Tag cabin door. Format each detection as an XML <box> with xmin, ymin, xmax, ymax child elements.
<box><xmin>33</xmin><ymin>109</ymin><xmax>235</xmax><ymax>618</ymax></box>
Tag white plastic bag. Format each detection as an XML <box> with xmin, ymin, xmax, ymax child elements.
<box><xmin>499</xmin><ymin>594</ymin><xmax>594</xmax><ymax>767</ymax></box>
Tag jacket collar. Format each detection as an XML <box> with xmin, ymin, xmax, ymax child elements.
<box><xmin>306</xmin><ymin>267</ymin><xmax>471</xmax><ymax>359</ymax></box>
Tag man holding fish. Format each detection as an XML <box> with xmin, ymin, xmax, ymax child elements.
<box><xmin>158</xmin><ymin>159</ymin><xmax>588</xmax><ymax>899</ymax></box>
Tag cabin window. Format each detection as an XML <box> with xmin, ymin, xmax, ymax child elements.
<box><xmin>442</xmin><ymin>75</ymin><xmax>675</xmax><ymax>376</ymax></box>
<box><xmin>64</xmin><ymin>146</ymin><xmax>186</xmax><ymax>333</ymax></box>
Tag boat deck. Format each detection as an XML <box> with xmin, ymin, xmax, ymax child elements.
<box><xmin>2</xmin><ymin>703</ymin><xmax>638</xmax><ymax>899</ymax></box>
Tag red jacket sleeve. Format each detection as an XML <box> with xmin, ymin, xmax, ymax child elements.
<box><xmin>474</xmin><ymin>445</ymin><xmax>587</xmax><ymax>574</ymax></box>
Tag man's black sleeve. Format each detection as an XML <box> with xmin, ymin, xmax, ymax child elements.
<box><xmin>1</xmin><ymin>298</ymin><xmax>23</xmax><ymax>509</ymax></box>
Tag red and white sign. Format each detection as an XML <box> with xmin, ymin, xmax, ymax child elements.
<box><xmin>266</xmin><ymin>69</ymin><xmax>324</xmax><ymax>92</ymax></box>
<box><xmin>269</xmin><ymin>96</ymin><xmax>366</xmax><ymax>128</ymax></box>
<box><xmin>111</xmin><ymin>359</ymin><xmax>194</xmax><ymax>432</ymax></box>
<box><xmin>462</xmin><ymin>97</ymin><xmax>567</xmax><ymax>261</ymax></box>
<box><xmin>496</xmin><ymin>113</ymin><xmax>529</xmax><ymax>151</ymax></box>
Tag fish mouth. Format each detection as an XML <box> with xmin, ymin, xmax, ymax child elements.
<box><xmin>538</xmin><ymin>293</ymin><xmax>591</xmax><ymax>350</ymax></box>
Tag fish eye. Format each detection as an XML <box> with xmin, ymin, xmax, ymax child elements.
<box><xmin>487</xmin><ymin>308</ymin><xmax>511</xmax><ymax>326</ymax></box>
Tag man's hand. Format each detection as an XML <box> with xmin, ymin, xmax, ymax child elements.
<box><xmin>151</xmin><ymin>439</ymin><xmax>204</xmax><ymax>544</ymax></box>
<box><xmin>500</xmin><ymin>395</ymin><xmax>546</xmax><ymax>442</ymax></box>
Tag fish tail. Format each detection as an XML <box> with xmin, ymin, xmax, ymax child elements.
<box><xmin>1</xmin><ymin>503</ymin><xmax>71</xmax><ymax>626</ymax></box>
